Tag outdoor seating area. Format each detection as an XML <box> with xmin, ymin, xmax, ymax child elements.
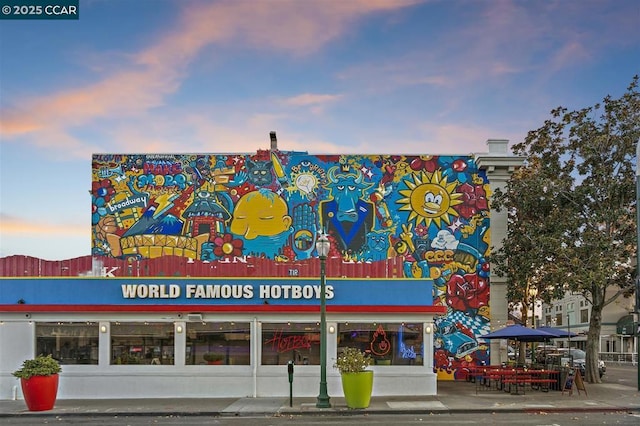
<box><xmin>464</xmin><ymin>365</ymin><xmax>561</xmax><ymax>395</ymax></box>
<box><xmin>467</xmin><ymin>323</ymin><xmax>587</xmax><ymax>394</ymax></box>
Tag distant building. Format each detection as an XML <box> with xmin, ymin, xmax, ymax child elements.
<box><xmin>541</xmin><ymin>291</ymin><xmax>637</xmax><ymax>362</ymax></box>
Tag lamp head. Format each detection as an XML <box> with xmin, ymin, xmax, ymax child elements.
<box><xmin>316</xmin><ymin>233</ymin><xmax>330</xmax><ymax>258</ymax></box>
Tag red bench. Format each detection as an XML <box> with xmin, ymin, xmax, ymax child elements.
<box><xmin>529</xmin><ymin>379</ymin><xmax>556</xmax><ymax>391</ymax></box>
<box><xmin>503</xmin><ymin>377</ymin><xmax>556</xmax><ymax>393</ymax></box>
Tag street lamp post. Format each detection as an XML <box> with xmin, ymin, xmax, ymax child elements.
<box><xmin>567</xmin><ymin>313</ymin><xmax>574</xmax><ymax>369</ymax></box>
<box><xmin>316</xmin><ymin>233</ymin><xmax>331</xmax><ymax>408</ymax></box>
<box><xmin>528</xmin><ymin>287</ymin><xmax>538</xmax><ymax>364</ymax></box>
<box><xmin>635</xmin><ymin>138</ymin><xmax>640</xmax><ymax>391</ymax></box>
<box><xmin>567</xmin><ymin>313</ymin><xmax>571</xmax><ymax>349</ymax></box>
<box><xmin>529</xmin><ymin>287</ymin><xmax>538</xmax><ymax>329</ymax></box>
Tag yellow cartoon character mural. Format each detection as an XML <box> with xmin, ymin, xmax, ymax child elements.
<box><xmin>230</xmin><ymin>188</ymin><xmax>293</xmax><ymax>257</ymax></box>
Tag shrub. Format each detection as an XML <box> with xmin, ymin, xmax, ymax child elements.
<box><xmin>203</xmin><ymin>353</ymin><xmax>224</xmax><ymax>362</ymax></box>
<box><xmin>12</xmin><ymin>355</ymin><xmax>61</xmax><ymax>380</ymax></box>
<box><xmin>333</xmin><ymin>347</ymin><xmax>372</xmax><ymax>374</ymax></box>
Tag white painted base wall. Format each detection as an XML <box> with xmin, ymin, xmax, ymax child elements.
<box><xmin>0</xmin><ymin>313</ymin><xmax>438</xmax><ymax>400</ymax></box>
<box><xmin>3</xmin><ymin>368</ymin><xmax>438</xmax><ymax>400</ymax></box>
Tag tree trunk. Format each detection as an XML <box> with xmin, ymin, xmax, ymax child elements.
<box><xmin>586</xmin><ymin>289</ymin><xmax>604</xmax><ymax>383</ymax></box>
<box><xmin>518</xmin><ymin>341</ymin><xmax>527</xmax><ymax>365</ymax></box>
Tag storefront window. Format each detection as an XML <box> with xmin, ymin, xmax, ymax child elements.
<box><xmin>111</xmin><ymin>322</ymin><xmax>174</xmax><ymax>365</ymax></box>
<box><xmin>261</xmin><ymin>322</ymin><xmax>320</xmax><ymax>365</ymax></box>
<box><xmin>185</xmin><ymin>322</ymin><xmax>250</xmax><ymax>365</ymax></box>
<box><xmin>337</xmin><ymin>322</ymin><xmax>423</xmax><ymax>366</ymax></box>
<box><xmin>36</xmin><ymin>322</ymin><xmax>99</xmax><ymax>365</ymax></box>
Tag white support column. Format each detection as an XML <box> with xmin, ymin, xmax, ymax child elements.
<box><xmin>476</xmin><ymin>139</ymin><xmax>525</xmax><ymax>366</ymax></box>
<box><xmin>173</xmin><ymin>322</ymin><xmax>186</xmax><ymax>366</ymax></box>
<box><xmin>99</xmin><ymin>321</ymin><xmax>110</xmax><ymax>367</ymax></box>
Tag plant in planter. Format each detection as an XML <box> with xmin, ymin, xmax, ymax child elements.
<box><xmin>203</xmin><ymin>353</ymin><xmax>224</xmax><ymax>365</ymax></box>
<box><xmin>333</xmin><ymin>347</ymin><xmax>373</xmax><ymax>409</ymax></box>
<box><xmin>115</xmin><ymin>354</ymin><xmax>141</xmax><ymax>365</ymax></box>
<box><xmin>13</xmin><ymin>354</ymin><xmax>61</xmax><ymax>411</ymax></box>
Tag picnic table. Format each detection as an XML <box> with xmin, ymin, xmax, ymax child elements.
<box><xmin>501</xmin><ymin>368</ymin><xmax>559</xmax><ymax>394</ymax></box>
<box><xmin>471</xmin><ymin>366</ymin><xmax>559</xmax><ymax>395</ymax></box>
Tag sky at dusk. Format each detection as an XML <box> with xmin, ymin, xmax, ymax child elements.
<box><xmin>0</xmin><ymin>0</ymin><xmax>638</xmax><ymax>261</ymax></box>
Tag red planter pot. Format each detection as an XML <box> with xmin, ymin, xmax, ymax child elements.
<box><xmin>20</xmin><ymin>374</ymin><xmax>59</xmax><ymax>411</ymax></box>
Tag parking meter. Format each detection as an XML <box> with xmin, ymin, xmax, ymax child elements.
<box><xmin>287</xmin><ymin>361</ymin><xmax>294</xmax><ymax>407</ymax></box>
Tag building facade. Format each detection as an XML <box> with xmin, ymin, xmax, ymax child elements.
<box><xmin>541</xmin><ymin>291</ymin><xmax>638</xmax><ymax>364</ymax></box>
<box><xmin>0</xmin><ymin>137</ymin><xmax>521</xmax><ymax>399</ymax></box>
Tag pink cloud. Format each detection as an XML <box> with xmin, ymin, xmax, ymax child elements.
<box><xmin>282</xmin><ymin>93</ymin><xmax>343</xmax><ymax>107</ymax></box>
<box><xmin>269</xmin><ymin>122</ymin><xmax>513</xmax><ymax>156</ymax></box>
<box><xmin>171</xmin><ymin>0</ymin><xmax>424</xmax><ymax>55</ymax></box>
<box><xmin>0</xmin><ymin>214</ymin><xmax>86</xmax><ymax>236</ymax></box>
<box><xmin>400</xmin><ymin>121</ymin><xmax>521</xmax><ymax>155</ymax></box>
<box><xmin>1</xmin><ymin>0</ymin><xmax>421</xmax><ymax>145</ymax></box>
<box><xmin>548</xmin><ymin>41</ymin><xmax>592</xmax><ymax>72</ymax></box>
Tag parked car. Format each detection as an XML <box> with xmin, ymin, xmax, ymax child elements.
<box><xmin>534</xmin><ymin>344</ymin><xmax>558</xmax><ymax>363</ymax></box>
<box><xmin>507</xmin><ymin>345</ymin><xmax>532</xmax><ymax>362</ymax></box>
<box><xmin>545</xmin><ymin>348</ymin><xmax>606</xmax><ymax>378</ymax></box>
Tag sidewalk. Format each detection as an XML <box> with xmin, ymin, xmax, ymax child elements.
<box><xmin>1</xmin><ymin>380</ymin><xmax>639</xmax><ymax>418</ymax></box>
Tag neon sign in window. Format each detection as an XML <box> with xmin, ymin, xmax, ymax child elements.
<box><xmin>261</xmin><ymin>322</ymin><xmax>320</xmax><ymax>365</ymax></box>
<box><xmin>338</xmin><ymin>322</ymin><xmax>423</xmax><ymax>366</ymax></box>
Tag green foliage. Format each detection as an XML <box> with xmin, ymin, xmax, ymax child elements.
<box><xmin>115</xmin><ymin>354</ymin><xmax>140</xmax><ymax>365</ymax></box>
<box><xmin>333</xmin><ymin>347</ymin><xmax>372</xmax><ymax>374</ymax></box>
<box><xmin>203</xmin><ymin>353</ymin><xmax>223</xmax><ymax>362</ymax></box>
<box><xmin>491</xmin><ymin>75</ymin><xmax>640</xmax><ymax>382</ymax></box>
<box><xmin>12</xmin><ymin>355</ymin><xmax>61</xmax><ymax>380</ymax></box>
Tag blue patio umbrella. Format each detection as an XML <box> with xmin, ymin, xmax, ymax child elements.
<box><xmin>481</xmin><ymin>324</ymin><xmax>557</xmax><ymax>342</ymax></box>
<box><xmin>533</xmin><ymin>326</ymin><xmax>578</xmax><ymax>363</ymax></box>
<box><xmin>535</xmin><ymin>326</ymin><xmax>578</xmax><ymax>338</ymax></box>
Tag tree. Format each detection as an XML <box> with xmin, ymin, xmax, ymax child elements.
<box><xmin>491</xmin><ymin>76</ymin><xmax>640</xmax><ymax>383</ymax></box>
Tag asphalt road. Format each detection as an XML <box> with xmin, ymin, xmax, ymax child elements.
<box><xmin>601</xmin><ymin>362</ymin><xmax>639</xmax><ymax>388</ymax></box>
<box><xmin>2</xmin><ymin>412</ymin><xmax>640</xmax><ymax>425</ymax></box>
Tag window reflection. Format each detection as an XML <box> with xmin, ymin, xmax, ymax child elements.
<box><xmin>110</xmin><ymin>322</ymin><xmax>174</xmax><ymax>365</ymax></box>
<box><xmin>36</xmin><ymin>322</ymin><xmax>99</xmax><ymax>365</ymax></box>
<box><xmin>185</xmin><ymin>322</ymin><xmax>250</xmax><ymax>365</ymax></box>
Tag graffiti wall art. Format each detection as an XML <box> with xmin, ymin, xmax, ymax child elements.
<box><xmin>92</xmin><ymin>150</ymin><xmax>492</xmax><ymax>376</ymax></box>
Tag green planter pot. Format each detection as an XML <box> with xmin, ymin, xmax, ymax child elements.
<box><xmin>341</xmin><ymin>371</ymin><xmax>373</xmax><ymax>409</ymax></box>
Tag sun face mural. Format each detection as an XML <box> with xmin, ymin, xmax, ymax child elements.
<box><xmin>397</xmin><ymin>170</ymin><xmax>463</xmax><ymax>228</ymax></box>
<box><xmin>91</xmin><ymin>151</ymin><xmax>492</xmax><ymax>378</ymax></box>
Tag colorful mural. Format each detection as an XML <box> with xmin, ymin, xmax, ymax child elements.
<box><xmin>91</xmin><ymin>150</ymin><xmax>492</xmax><ymax>376</ymax></box>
